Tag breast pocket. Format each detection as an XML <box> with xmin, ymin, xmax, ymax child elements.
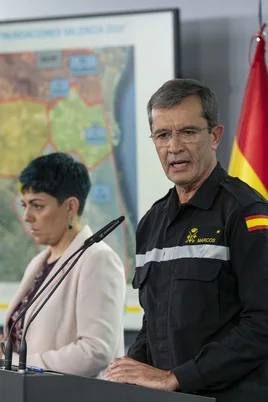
<box><xmin>169</xmin><ymin>259</ymin><xmax>222</xmax><ymax>330</ymax></box>
<box><xmin>132</xmin><ymin>264</ymin><xmax>151</xmax><ymax>308</ymax></box>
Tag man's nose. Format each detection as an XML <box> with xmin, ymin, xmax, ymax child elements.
<box><xmin>167</xmin><ymin>132</ymin><xmax>186</xmax><ymax>152</ymax></box>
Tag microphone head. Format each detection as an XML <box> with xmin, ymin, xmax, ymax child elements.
<box><xmin>97</xmin><ymin>216</ymin><xmax>125</xmax><ymax>242</ymax></box>
<box><xmin>118</xmin><ymin>216</ymin><xmax>125</xmax><ymax>223</ymax></box>
<box><xmin>83</xmin><ymin>216</ymin><xmax>125</xmax><ymax>246</ymax></box>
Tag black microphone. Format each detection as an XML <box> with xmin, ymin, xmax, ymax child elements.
<box><xmin>18</xmin><ymin>215</ymin><xmax>125</xmax><ymax>372</ymax></box>
<box><xmin>84</xmin><ymin>215</ymin><xmax>125</xmax><ymax>245</ymax></box>
<box><xmin>4</xmin><ymin>216</ymin><xmax>125</xmax><ymax>371</ymax></box>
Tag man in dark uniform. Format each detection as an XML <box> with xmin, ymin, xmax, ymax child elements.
<box><xmin>105</xmin><ymin>79</ymin><xmax>268</xmax><ymax>401</ymax></box>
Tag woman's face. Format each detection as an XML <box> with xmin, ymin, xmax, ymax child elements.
<box><xmin>21</xmin><ymin>191</ymin><xmax>70</xmax><ymax>246</ymax></box>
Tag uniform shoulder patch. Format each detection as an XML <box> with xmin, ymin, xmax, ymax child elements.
<box><xmin>245</xmin><ymin>214</ymin><xmax>268</xmax><ymax>232</ymax></box>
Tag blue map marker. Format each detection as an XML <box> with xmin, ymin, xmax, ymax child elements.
<box><xmin>85</xmin><ymin>123</ymin><xmax>107</xmax><ymax>145</ymax></box>
<box><xmin>91</xmin><ymin>184</ymin><xmax>112</xmax><ymax>204</ymax></box>
<box><xmin>50</xmin><ymin>76</ymin><xmax>70</xmax><ymax>98</ymax></box>
<box><xmin>70</xmin><ymin>54</ymin><xmax>98</xmax><ymax>76</ymax></box>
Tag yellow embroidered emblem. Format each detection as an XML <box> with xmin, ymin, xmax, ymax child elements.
<box><xmin>186</xmin><ymin>228</ymin><xmax>198</xmax><ymax>243</ymax></box>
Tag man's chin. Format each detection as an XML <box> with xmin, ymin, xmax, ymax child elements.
<box><xmin>167</xmin><ymin>172</ymin><xmax>194</xmax><ymax>187</ymax></box>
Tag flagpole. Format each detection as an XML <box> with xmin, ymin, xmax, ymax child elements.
<box><xmin>259</xmin><ymin>0</ymin><xmax>263</xmax><ymax>30</ymax></box>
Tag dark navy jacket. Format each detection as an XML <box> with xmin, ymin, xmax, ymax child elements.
<box><xmin>128</xmin><ymin>164</ymin><xmax>268</xmax><ymax>402</ymax></box>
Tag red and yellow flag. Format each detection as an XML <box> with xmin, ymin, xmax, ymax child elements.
<box><xmin>245</xmin><ymin>215</ymin><xmax>268</xmax><ymax>231</ymax></box>
<box><xmin>228</xmin><ymin>24</ymin><xmax>268</xmax><ymax>198</ymax></box>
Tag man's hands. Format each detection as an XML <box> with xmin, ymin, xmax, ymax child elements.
<box><xmin>105</xmin><ymin>356</ymin><xmax>179</xmax><ymax>391</ymax></box>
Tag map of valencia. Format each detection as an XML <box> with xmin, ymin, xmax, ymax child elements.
<box><xmin>0</xmin><ymin>47</ymin><xmax>136</xmax><ymax>282</ymax></box>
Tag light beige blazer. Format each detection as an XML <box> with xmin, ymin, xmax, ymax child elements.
<box><xmin>4</xmin><ymin>225</ymin><xmax>126</xmax><ymax>378</ymax></box>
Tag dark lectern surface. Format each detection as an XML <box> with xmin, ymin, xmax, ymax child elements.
<box><xmin>0</xmin><ymin>369</ymin><xmax>215</xmax><ymax>402</ymax></box>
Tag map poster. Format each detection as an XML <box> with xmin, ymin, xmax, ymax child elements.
<box><xmin>0</xmin><ymin>9</ymin><xmax>179</xmax><ymax>329</ymax></box>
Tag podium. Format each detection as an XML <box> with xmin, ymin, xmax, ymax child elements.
<box><xmin>0</xmin><ymin>369</ymin><xmax>215</xmax><ymax>402</ymax></box>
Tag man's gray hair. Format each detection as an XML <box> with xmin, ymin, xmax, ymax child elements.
<box><xmin>147</xmin><ymin>78</ymin><xmax>219</xmax><ymax>131</ymax></box>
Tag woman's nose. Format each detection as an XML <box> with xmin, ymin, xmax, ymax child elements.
<box><xmin>23</xmin><ymin>208</ymin><xmax>34</xmax><ymax>222</ymax></box>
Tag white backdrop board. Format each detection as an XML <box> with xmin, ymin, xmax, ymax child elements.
<box><xmin>0</xmin><ymin>9</ymin><xmax>180</xmax><ymax>329</ymax></box>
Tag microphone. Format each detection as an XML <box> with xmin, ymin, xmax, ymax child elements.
<box><xmin>84</xmin><ymin>215</ymin><xmax>125</xmax><ymax>245</ymax></box>
<box><xmin>4</xmin><ymin>216</ymin><xmax>125</xmax><ymax>371</ymax></box>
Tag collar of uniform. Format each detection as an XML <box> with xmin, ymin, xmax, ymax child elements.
<box><xmin>163</xmin><ymin>162</ymin><xmax>228</xmax><ymax>213</ymax></box>
<box><xmin>186</xmin><ymin>162</ymin><xmax>228</xmax><ymax>210</ymax></box>
<box><xmin>163</xmin><ymin>186</ymin><xmax>180</xmax><ymax>218</ymax></box>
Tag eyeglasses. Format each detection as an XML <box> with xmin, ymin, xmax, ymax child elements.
<box><xmin>150</xmin><ymin>126</ymin><xmax>214</xmax><ymax>146</ymax></box>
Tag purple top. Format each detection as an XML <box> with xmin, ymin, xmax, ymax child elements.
<box><xmin>9</xmin><ymin>258</ymin><xmax>59</xmax><ymax>351</ymax></box>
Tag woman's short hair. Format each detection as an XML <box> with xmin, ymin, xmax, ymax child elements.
<box><xmin>19</xmin><ymin>152</ymin><xmax>91</xmax><ymax>216</ymax></box>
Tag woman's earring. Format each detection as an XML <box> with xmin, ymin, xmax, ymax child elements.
<box><xmin>67</xmin><ymin>218</ymin><xmax>73</xmax><ymax>230</ymax></box>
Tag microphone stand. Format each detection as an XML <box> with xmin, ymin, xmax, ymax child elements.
<box><xmin>4</xmin><ymin>216</ymin><xmax>124</xmax><ymax>371</ymax></box>
<box><xmin>18</xmin><ymin>216</ymin><xmax>125</xmax><ymax>372</ymax></box>
<box><xmin>4</xmin><ymin>244</ymin><xmax>85</xmax><ymax>371</ymax></box>
<box><xmin>18</xmin><ymin>247</ymin><xmax>87</xmax><ymax>372</ymax></box>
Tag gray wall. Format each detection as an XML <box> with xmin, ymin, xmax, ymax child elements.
<box><xmin>0</xmin><ymin>0</ymin><xmax>267</xmax><ymax>169</ymax></box>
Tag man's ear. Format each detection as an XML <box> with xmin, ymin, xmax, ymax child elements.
<box><xmin>211</xmin><ymin>125</ymin><xmax>224</xmax><ymax>151</ymax></box>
